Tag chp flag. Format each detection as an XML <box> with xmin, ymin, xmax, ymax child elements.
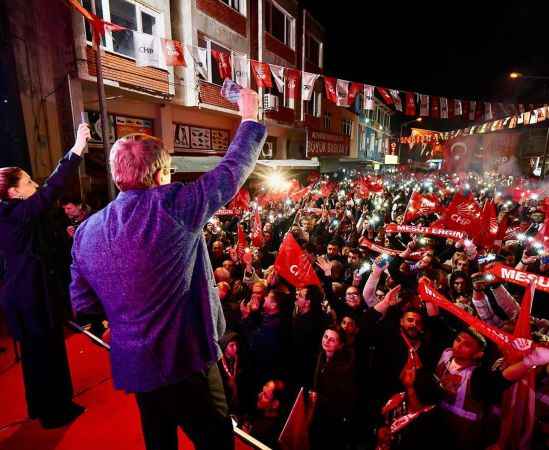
<box><xmin>250</xmin><ymin>60</ymin><xmax>273</xmax><ymax>88</ymax></box>
<box><xmin>302</xmin><ymin>72</ymin><xmax>320</xmax><ymax>101</ymax></box>
<box><xmin>134</xmin><ymin>31</ymin><xmax>161</xmax><ymax>68</ymax></box>
<box><xmin>274</xmin><ymin>233</ymin><xmax>321</xmax><ymax>288</ymax></box>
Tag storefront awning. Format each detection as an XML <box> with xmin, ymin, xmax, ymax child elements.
<box><xmin>256</xmin><ymin>159</ymin><xmax>320</xmax><ymax>169</ymax></box>
<box><xmin>171</xmin><ymin>156</ymin><xmax>223</xmax><ymax>173</ymax></box>
<box><xmin>171</xmin><ymin>157</ymin><xmax>320</xmax><ymax>173</ymax></box>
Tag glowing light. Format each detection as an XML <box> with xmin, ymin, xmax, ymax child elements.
<box><xmin>265</xmin><ymin>172</ymin><xmax>289</xmax><ymax>191</ymax></box>
<box><xmin>517</xmin><ymin>233</ymin><xmax>527</xmax><ymax>241</ymax></box>
<box><xmin>359</xmin><ymin>262</ymin><xmax>372</xmax><ymax>275</ymax></box>
<box><xmin>485</xmin><ymin>274</ymin><xmax>495</xmax><ymax>282</ymax></box>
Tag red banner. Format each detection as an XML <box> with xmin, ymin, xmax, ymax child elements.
<box><xmin>211</xmin><ymin>50</ymin><xmax>232</xmax><ymax>80</ymax></box>
<box><xmin>215</xmin><ymin>208</ymin><xmax>240</xmax><ymax>216</ymax></box>
<box><xmin>324</xmin><ymin>77</ymin><xmax>337</xmax><ymax>104</ymax></box>
<box><xmin>358</xmin><ymin>238</ymin><xmax>402</xmax><ymax>256</ymax></box>
<box><xmin>418</xmin><ymin>278</ymin><xmax>513</xmax><ymax>351</ymax></box>
<box><xmin>405</xmin><ymin>92</ymin><xmax>416</xmax><ymax>116</ymax></box>
<box><xmin>385</xmin><ymin>224</ymin><xmax>466</xmax><ymax>240</ymax></box>
<box><xmin>376</xmin><ymin>87</ymin><xmax>393</xmax><ymax>105</ymax></box>
<box><xmin>161</xmin><ymin>39</ymin><xmax>186</xmax><ymax>66</ymax></box>
<box><xmin>285</xmin><ymin>68</ymin><xmax>301</xmax><ymax>109</ymax></box>
<box><xmin>485</xmin><ymin>263</ymin><xmax>549</xmax><ymax>293</ymax></box>
<box><xmin>306</xmin><ymin>130</ymin><xmax>350</xmax><ymax>157</ymax></box>
<box><xmin>250</xmin><ymin>60</ymin><xmax>272</xmax><ymax>88</ymax></box>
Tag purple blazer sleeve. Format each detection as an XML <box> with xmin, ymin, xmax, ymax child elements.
<box><xmin>70</xmin><ymin>256</ymin><xmax>101</xmax><ymax>315</ymax></box>
<box><xmin>172</xmin><ymin>120</ymin><xmax>266</xmax><ymax>231</ymax></box>
<box><xmin>9</xmin><ymin>152</ymin><xmax>82</xmax><ymax>223</ymax></box>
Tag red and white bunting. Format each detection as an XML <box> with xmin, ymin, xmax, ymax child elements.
<box><xmin>232</xmin><ymin>53</ymin><xmax>250</xmax><ymax>88</ymax></box>
<box><xmin>250</xmin><ymin>60</ymin><xmax>272</xmax><ymax>88</ymax></box>
<box><xmin>363</xmin><ymin>84</ymin><xmax>375</xmax><ymax>110</ymax></box>
<box><xmin>301</xmin><ymin>72</ymin><xmax>319</xmax><ymax>101</ymax></box>
<box><xmin>336</xmin><ymin>79</ymin><xmax>350</xmax><ymax>106</ymax></box>
<box><xmin>285</xmin><ymin>68</ymin><xmax>300</xmax><ymax>109</ymax></box>
<box><xmin>440</xmin><ymin>97</ymin><xmax>449</xmax><ymax>119</ymax></box>
<box><xmin>377</xmin><ymin>87</ymin><xmax>394</xmax><ymax>105</ymax></box>
<box><xmin>188</xmin><ymin>45</ymin><xmax>208</xmax><ymax>79</ymax></box>
<box><xmin>211</xmin><ymin>49</ymin><xmax>232</xmax><ymax>80</ymax></box>
<box><xmin>405</xmin><ymin>92</ymin><xmax>416</xmax><ymax>116</ymax></box>
<box><xmin>419</xmin><ymin>94</ymin><xmax>430</xmax><ymax>116</ymax></box>
<box><xmin>468</xmin><ymin>100</ymin><xmax>477</xmax><ymax>121</ymax></box>
<box><xmin>348</xmin><ymin>82</ymin><xmax>363</xmax><ymax>107</ymax></box>
<box><xmin>161</xmin><ymin>38</ymin><xmax>186</xmax><ymax>66</ymax></box>
<box><xmin>431</xmin><ymin>96</ymin><xmax>440</xmax><ymax>119</ymax></box>
<box><xmin>389</xmin><ymin>89</ymin><xmax>403</xmax><ymax>112</ymax></box>
<box><xmin>269</xmin><ymin>64</ymin><xmax>285</xmax><ymax>92</ymax></box>
<box><xmin>454</xmin><ymin>99</ymin><xmax>462</xmax><ymax>116</ymax></box>
<box><xmin>484</xmin><ymin>102</ymin><xmax>493</xmax><ymax>121</ymax></box>
<box><xmin>324</xmin><ymin>76</ymin><xmax>337</xmax><ymax>104</ymax></box>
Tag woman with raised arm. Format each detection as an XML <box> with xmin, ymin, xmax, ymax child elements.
<box><xmin>0</xmin><ymin>123</ymin><xmax>90</xmax><ymax>428</ymax></box>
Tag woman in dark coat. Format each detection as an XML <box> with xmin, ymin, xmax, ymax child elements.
<box><xmin>309</xmin><ymin>326</ymin><xmax>357</xmax><ymax>450</ymax></box>
<box><xmin>0</xmin><ymin>123</ymin><xmax>90</xmax><ymax>428</ymax></box>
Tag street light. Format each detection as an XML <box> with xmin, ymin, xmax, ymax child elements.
<box><xmin>509</xmin><ymin>72</ymin><xmax>549</xmax><ymax>80</ymax></box>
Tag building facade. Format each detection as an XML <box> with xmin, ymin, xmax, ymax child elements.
<box><xmin>4</xmin><ymin>0</ymin><xmax>394</xmax><ymax>203</ymax></box>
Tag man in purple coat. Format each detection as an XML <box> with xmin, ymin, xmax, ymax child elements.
<box><xmin>70</xmin><ymin>89</ymin><xmax>266</xmax><ymax>450</ymax></box>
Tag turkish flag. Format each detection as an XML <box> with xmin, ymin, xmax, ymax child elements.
<box><xmin>274</xmin><ymin>233</ymin><xmax>320</xmax><ymax>288</ymax></box>
<box><xmin>211</xmin><ymin>50</ymin><xmax>232</xmax><ymax>80</ymax></box>
<box><xmin>437</xmin><ymin>192</ymin><xmax>481</xmax><ymax>238</ymax></box>
<box><xmin>403</xmin><ymin>192</ymin><xmax>441</xmax><ymax>223</ymax></box>
<box><xmin>251</xmin><ymin>209</ymin><xmax>264</xmax><ymax>248</ymax></box>
<box><xmin>376</xmin><ymin>87</ymin><xmax>393</xmax><ymax>105</ymax></box>
<box><xmin>405</xmin><ymin>92</ymin><xmax>416</xmax><ymax>116</ymax></box>
<box><xmin>324</xmin><ymin>77</ymin><xmax>337</xmax><ymax>104</ymax></box>
<box><xmin>250</xmin><ymin>60</ymin><xmax>272</xmax><ymax>88</ymax></box>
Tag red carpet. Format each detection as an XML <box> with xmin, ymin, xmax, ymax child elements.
<box><xmin>0</xmin><ymin>331</ymin><xmax>261</xmax><ymax>450</ymax></box>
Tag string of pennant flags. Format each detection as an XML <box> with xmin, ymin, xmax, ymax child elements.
<box><xmin>67</xmin><ymin>0</ymin><xmax>548</xmax><ymax>127</ymax></box>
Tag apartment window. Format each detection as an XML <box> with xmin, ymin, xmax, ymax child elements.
<box><xmin>323</xmin><ymin>112</ymin><xmax>332</xmax><ymax>130</ymax></box>
<box><xmin>220</xmin><ymin>0</ymin><xmax>246</xmax><ymax>15</ymax></box>
<box><xmin>304</xmin><ymin>91</ymin><xmax>322</xmax><ymax>117</ymax></box>
<box><xmin>306</xmin><ymin>34</ymin><xmax>322</xmax><ymax>68</ymax></box>
<box><xmin>265</xmin><ymin>0</ymin><xmax>295</xmax><ymax>49</ymax></box>
<box><xmin>83</xmin><ymin>0</ymin><xmax>162</xmax><ymax>59</ymax></box>
<box><xmin>198</xmin><ymin>37</ymin><xmax>233</xmax><ymax>86</ymax></box>
<box><xmin>341</xmin><ymin>119</ymin><xmax>353</xmax><ymax>136</ymax></box>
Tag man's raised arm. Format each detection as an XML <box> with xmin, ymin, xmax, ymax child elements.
<box><xmin>173</xmin><ymin>89</ymin><xmax>267</xmax><ymax>231</ymax></box>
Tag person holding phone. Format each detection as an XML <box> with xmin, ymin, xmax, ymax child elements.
<box><xmin>0</xmin><ymin>123</ymin><xmax>90</xmax><ymax>428</ymax></box>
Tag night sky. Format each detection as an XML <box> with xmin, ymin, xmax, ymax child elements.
<box><xmin>302</xmin><ymin>2</ymin><xmax>549</xmax><ymax>105</ymax></box>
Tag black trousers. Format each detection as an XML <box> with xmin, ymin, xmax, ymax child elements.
<box><xmin>20</xmin><ymin>326</ymin><xmax>74</xmax><ymax>419</ymax></box>
<box><xmin>135</xmin><ymin>363</ymin><xmax>234</xmax><ymax>450</ymax></box>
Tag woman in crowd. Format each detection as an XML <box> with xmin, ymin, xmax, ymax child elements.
<box><xmin>0</xmin><ymin>123</ymin><xmax>90</xmax><ymax>428</ymax></box>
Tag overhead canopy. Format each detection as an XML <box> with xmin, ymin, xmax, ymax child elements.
<box><xmin>172</xmin><ymin>156</ymin><xmax>320</xmax><ymax>173</ymax></box>
<box><xmin>255</xmin><ymin>159</ymin><xmax>320</xmax><ymax>169</ymax></box>
<box><xmin>171</xmin><ymin>156</ymin><xmax>223</xmax><ymax>173</ymax></box>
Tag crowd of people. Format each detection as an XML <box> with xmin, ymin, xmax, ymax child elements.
<box><xmin>204</xmin><ymin>169</ymin><xmax>549</xmax><ymax>449</ymax></box>
<box><xmin>2</xmin><ymin>89</ymin><xmax>549</xmax><ymax>450</ymax></box>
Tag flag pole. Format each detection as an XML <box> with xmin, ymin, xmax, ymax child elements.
<box><xmin>90</xmin><ymin>0</ymin><xmax>116</xmax><ymax>200</ymax></box>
